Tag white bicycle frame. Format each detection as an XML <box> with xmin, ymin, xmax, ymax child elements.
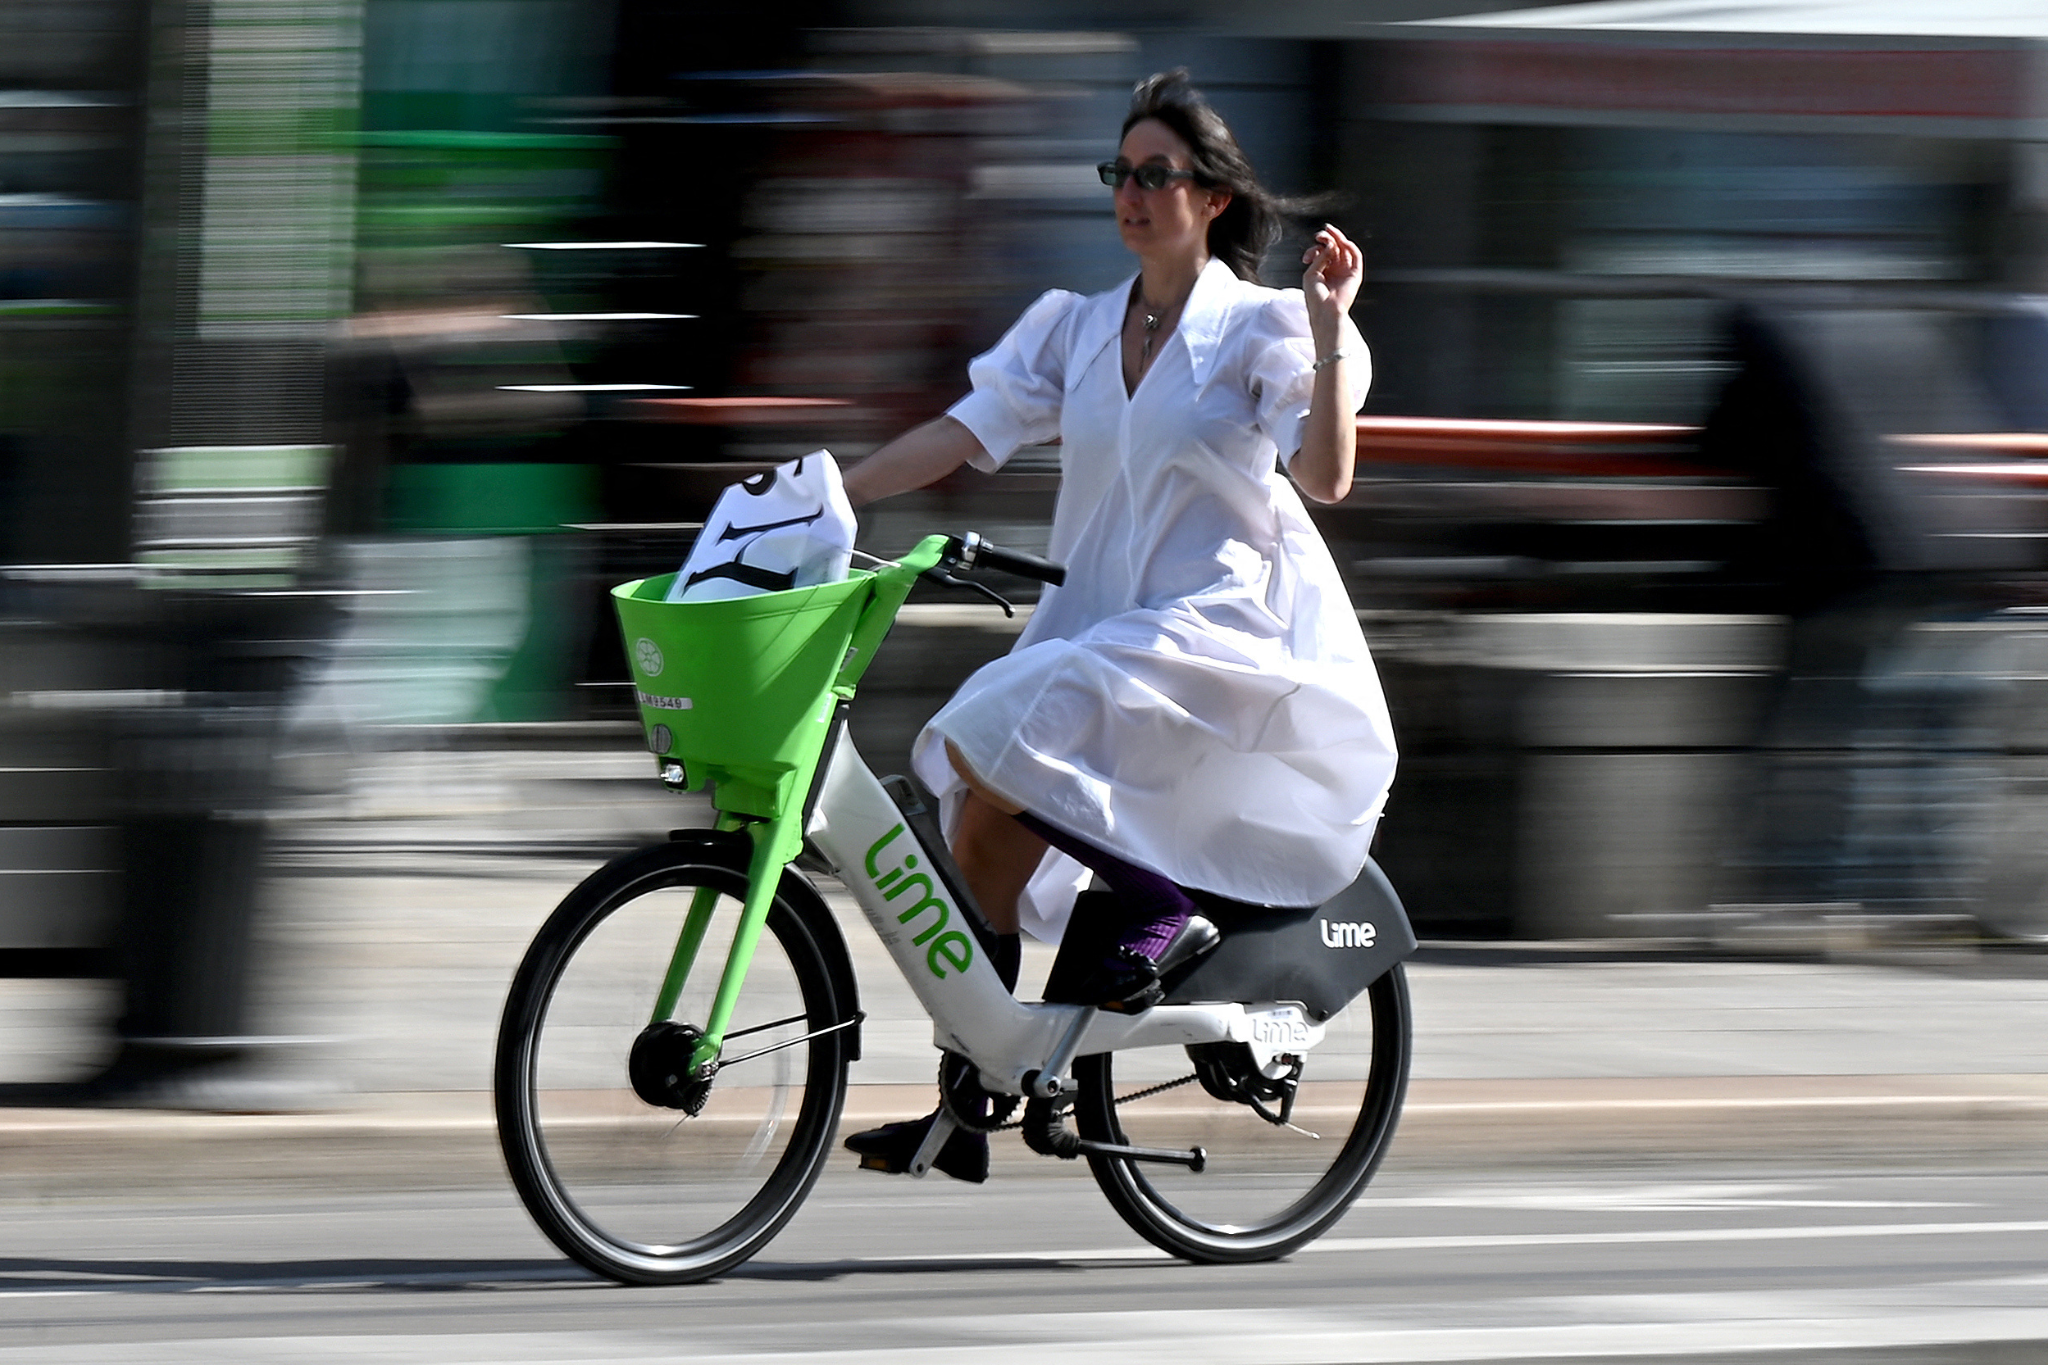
<box><xmin>803</xmin><ymin>725</ymin><xmax>1326</xmax><ymax>1103</ymax></box>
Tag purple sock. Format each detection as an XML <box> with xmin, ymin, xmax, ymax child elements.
<box><xmin>1013</xmin><ymin>811</ymin><xmax>1193</xmax><ymax>962</ymax></box>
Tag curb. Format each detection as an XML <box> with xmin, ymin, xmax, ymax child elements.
<box><xmin>4</xmin><ymin>1076</ymin><xmax>2047</xmax><ymax>1195</ymax></box>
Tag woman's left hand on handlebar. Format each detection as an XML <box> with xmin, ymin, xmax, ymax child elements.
<box><xmin>1301</xmin><ymin>224</ymin><xmax>1364</xmax><ymax>341</ymax></box>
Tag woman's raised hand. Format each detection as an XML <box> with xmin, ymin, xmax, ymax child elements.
<box><xmin>1301</xmin><ymin>224</ymin><xmax>1364</xmax><ymax>343</ymax></box>
<box><xmin>1292</xmin><ymin>225</ymin><xmax>1365</xmax><ymax>504</ymax></box>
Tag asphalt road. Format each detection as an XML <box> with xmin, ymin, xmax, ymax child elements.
<box><xmin>6</xmin><ymin>758</ymin><xmax>2048</xmax><ymax>1360</ymax></box>
<box><xmin>7</xmin><ymin>1161</ymin><xmax>2048</xmax><ymax>1362</ymax></box>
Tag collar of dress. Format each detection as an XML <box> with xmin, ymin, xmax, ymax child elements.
<box><xmin>1078</xmin><ymin>256</ymin><xmax>1238</xmax><ymax>390</ymax></box>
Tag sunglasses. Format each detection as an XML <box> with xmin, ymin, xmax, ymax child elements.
<box><xmin>1097</xmin><ymin>161</ymin><xmax>1200</xmax><ymax>191</ymax></box>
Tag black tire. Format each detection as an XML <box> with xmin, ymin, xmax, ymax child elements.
<box><xmin>495</xmin><ymin>837</ymin><xmax>852</xmax><ymax>1285</ymax></box>
<box><xmin>1075</xmin><ymin>962</ymin><xmax>1411</xmax><ymax>1263</ymax></box>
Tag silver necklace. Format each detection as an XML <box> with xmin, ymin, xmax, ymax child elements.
<box><xmin>1141</xmin><ymin>309</ymin><xmax>1163</xmax><ymax>361</ymax></box>
<box><xmin>1136</xmin><ymin>287</ymin><xmax>1185</xmax><ymax>364</ymax></box>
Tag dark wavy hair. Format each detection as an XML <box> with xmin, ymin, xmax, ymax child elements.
<box><xmin>1122</xmin><ymin>69</ymin><xmax>1305</xmax><ymax>284</ymax></box>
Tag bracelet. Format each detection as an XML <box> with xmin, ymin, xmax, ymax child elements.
<box><xmin>1312</xmin><ymin>349</ymin><xmax>1350</xmax><ymax>372</ymax></box>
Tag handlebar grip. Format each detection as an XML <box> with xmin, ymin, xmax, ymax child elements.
<box><xmin>963</xmin><ymin>534</ymin><xmax>1067</xmax><ymax>587</ymax></box>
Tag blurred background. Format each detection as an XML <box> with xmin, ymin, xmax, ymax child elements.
<box><xmin>7</xmin><ymin>0</ymin><xmax>2048</xmax><ymax>1096</ymax></box>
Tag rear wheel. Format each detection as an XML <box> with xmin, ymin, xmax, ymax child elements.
<box><xmin>1075</xmin><ymin>963</ymin><xmax>1410</xmax><ymax>1262</ymax></box>
<box><xmin>495</xmin><ymin>839</ymin><xmax>852</xmax><ymax>1284</ymax></box>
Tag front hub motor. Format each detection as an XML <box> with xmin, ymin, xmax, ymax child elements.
<box><xmin>630</xmin><ymin>1021</ymin><xmax>715</xmax><ymax>1115</ymax></box>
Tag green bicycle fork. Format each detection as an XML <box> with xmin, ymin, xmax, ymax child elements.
<box><xmin>647</xmin><ymin>815</ymin><xmax>748</xmax><ymax>1032</ymax></box>
<box><xmin>647</xmin><ymin>813</ymin><xmax>807</xmax><ymax>1077</ymax></box>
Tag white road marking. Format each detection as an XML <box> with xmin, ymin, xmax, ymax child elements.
<box><xmin>801</xmin><ymin>1217</ymin><xmax>2048</xmax><ymax>1264</ymax></box>
<box><xmin>1366</xmin><ymin>1180</ymin><xmax>1970</xmax><ymax>1213</ymax></box>
<box><xmin>10</xmin><ymin>1278</ymin><xmax>2048</xmax><ymax>1362</ymax></box>
<box><xmin>1312</xmin><ymin>1217</ymin><xmax>2048</xmax><ymax>1255</ymax></box>
<box><xmin>4</xmin><ymin>1218</ymin><xmax>2046</xmax><ymax>1297</ymax></box>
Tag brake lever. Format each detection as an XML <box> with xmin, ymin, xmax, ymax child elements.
<box><xmin>923</xmin><ymin>568</ymin><xmax>1014</xmax><ymax>617</ymax></box>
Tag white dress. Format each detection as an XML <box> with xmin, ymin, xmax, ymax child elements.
<box><xmin>910</xmin><ymin>257</ymin><xmax>1398</xmax><ymax>942</ymax></box>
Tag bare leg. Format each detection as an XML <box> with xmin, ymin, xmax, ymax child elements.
<box><xmin>946</xmin><ymin>741</ymin><xmax>1045</xmax><ymax>936</ymax></box>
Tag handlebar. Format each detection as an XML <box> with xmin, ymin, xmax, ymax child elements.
<box><xmin>954</xmin><ymin>532</ymin><xmax>1067</xmax><ymax>588</ymax></box>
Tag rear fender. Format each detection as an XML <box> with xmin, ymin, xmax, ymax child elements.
<box><xmin>1164</xmin><ymin>860</ymin><xmax>1416</xmax><ymax>1022</ymax></box>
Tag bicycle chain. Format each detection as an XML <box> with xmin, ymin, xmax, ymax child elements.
<box><xmin>1110</xmin><ymin>1071</ymin><xmax>1201</xmax><ymax>1106</ymax></box>
<box><xmin>990</xmin><ymin>1071</ymin><xmax>1198</xmax><ymax>1132</ymax></box>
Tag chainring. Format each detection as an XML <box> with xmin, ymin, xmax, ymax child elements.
<box><xmin>937</xmin><ymin>1050</ymin><xmax>1019</xmax><ymax>1134</ymax></box>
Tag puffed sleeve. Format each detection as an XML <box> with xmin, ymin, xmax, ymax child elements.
<box><xmin>1246</xmin><ymin>291</ymin><xmax>1371</xmax><ymax>469</ymax></box>
<box><xmin>945</xmin><ymin>289</ymin><xmax>1084</xmax><ymax>472</ymax></box>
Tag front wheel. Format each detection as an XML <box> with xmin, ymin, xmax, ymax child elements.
<box><xmin>495</xmin><ymin>838</ymin><xmax>853</xmax><ymax>1285</ymax></box>
<box><xmin>1075</xmin><ymin>963</ymin><xmax>1411</xmax><ymax>1262</ymax></box>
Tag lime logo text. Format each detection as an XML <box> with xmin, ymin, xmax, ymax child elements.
<box><xmin>865</xmin><ymin>823</ymin><xmax>974</xmax><ymax>979</ymax></box>
<box><xmin>1319</xmin><ymin>919</ymin><xmax>1377</xmax><ymax>949</ymax></box>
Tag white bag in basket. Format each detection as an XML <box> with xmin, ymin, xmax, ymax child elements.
<box><xmin>666</xmin><ymin>451</ymin><xmax>855</xmax><ymax>602</ymax></box>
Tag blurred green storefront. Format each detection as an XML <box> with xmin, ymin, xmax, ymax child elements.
<box><xmin>338</xmin><ymin>2</ymin><xmax>621</xmax><ymax>722</ymax></box>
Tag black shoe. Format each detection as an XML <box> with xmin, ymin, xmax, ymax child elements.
<box><xmin>844</xmin><ymin>1111</ymin><xmax>990</xmax><ymax>1184</ymax></box>
<box><xmin>1083</xmin><ymin>915</ymin><xmax>1223</xmax><ymax>1013</ymax></box>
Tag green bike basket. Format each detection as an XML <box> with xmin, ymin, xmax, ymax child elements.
<box><xmin>612</xmin><ymin>571</ymin><xmax>875</xmax><ymax>816</ymax></box>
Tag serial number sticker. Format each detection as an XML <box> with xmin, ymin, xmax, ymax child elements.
<box><xmin>636</xmin><ymin>692</ymin><xmax>694</xmax><ymax>711</ymax></box>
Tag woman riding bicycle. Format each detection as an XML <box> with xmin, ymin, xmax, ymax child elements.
<box><xmin>839</xmin><ymin>70</ymin><xmax>1397</xmax><ymax>1182</ymax></box>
